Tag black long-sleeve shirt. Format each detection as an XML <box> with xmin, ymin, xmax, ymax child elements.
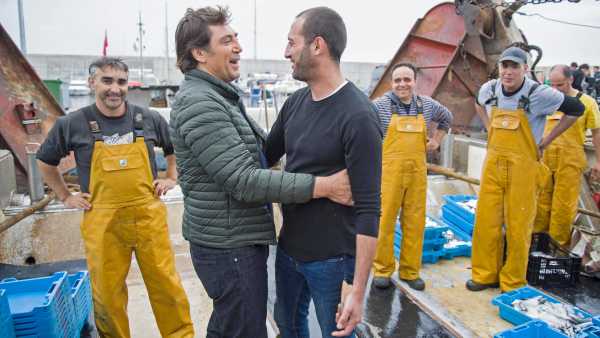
<box><xmin>265</xmin><ymin>82</ymin><xmax>382</xmax><ymax>262</ymax></box>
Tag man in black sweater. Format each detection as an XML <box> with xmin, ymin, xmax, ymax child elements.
<box><xmin>266</xmin><ymin>7</ymin><xmax>382</xmax><ymax>338</ymax></box>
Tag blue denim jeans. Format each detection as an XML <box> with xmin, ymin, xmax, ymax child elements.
<box><xmin>190</xmin><ymin>243</ymin><xmax>268</xmax><ymax>338</ymax></box>
<box><xmin>274</xmin><ymin>246</ymin><xmax>356</xmax><ymax>338</ymax></box>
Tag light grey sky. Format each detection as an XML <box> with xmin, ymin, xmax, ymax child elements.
<box><xmin>1</xmin><ymin>0</ymin><xmax>599</xmax><ymax>66</ymax></box>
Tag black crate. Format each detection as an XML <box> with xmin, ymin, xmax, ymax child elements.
<box><xmin>526</xmin><ymin>232</ymin><xmax>582</xmax><ymax>287</ymax></box>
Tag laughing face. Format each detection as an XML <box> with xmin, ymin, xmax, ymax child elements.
<box><xmin>199</xmin><ymin>24</ymin><xmax>242</xmax><ymax>83</ymax></box>
<box><xmin>285</xmin><ymin>18</ymin><xmax>315</xmax><ymax>82</ymax></box>
<box><xmin>391</xmin><ymin>66</ymin><xmax>416</xmax><ymax>102</ymax></box>
<box><xmin>89</xmin><ymin>66</ymin><xmax>128</xmax><ymax>113</ymax></box>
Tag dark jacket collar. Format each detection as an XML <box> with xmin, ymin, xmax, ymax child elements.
<box><xmin>185</xmin><ymin>69</ymin><xmax>241</xmax><ymax>101</ymax></box>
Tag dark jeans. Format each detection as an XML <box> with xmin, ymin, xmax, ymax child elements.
<box><xmin>274</xmin><ymin>246</ymin><xmax>356</xmax><ymax>338</ymax></box>
<box><xmin>190</xmin><ymin>243</ymin><xmax>268</xmax><ymax>338</ymax></box>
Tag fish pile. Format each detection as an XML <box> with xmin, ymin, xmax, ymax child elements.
<box><xmin>457</xmin><ymin>199</ymin><xmax>477</xmax><ymax>213</ymax></box>
<box><xmin>442</xmin><ymin>230</ymin><xmax>471</xmax><ymax>249</ymax></box>
<box><xmin>511</xmin><ymin>296</ymin><xmax>592</xmax><ymax>337</ymax></box>
<box><xmin>425</xmin><ymin>217</ymin><xmax>442</xmax><ymax>228</ymax></box>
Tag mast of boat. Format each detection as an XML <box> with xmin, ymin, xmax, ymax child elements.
<box><xmin>17</xmin><ymin>0</ymin><xmax>26</xmax><ymax>53</ymax></box>
<box><xmin>136</xmin><ymin>11</ymin><xmax>145</xmax><ymax>84</ymax></box>
<box><xmin>164</xmin><ymin>0</ymin><xmax>170</xmax><ymax>84</ymax></box>
<box><xmin>253</xmin><ymin>0</ymin><xmax>257</xmax><ymax>60</ymax></box>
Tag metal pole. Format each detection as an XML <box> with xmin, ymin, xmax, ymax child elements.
<box><xmin>17</xmin><ymin>0</ymin><xmax>27</xmax><ymax>53</ymax></box>
<box><xmin>253</xmin><ymin>0</ymin><xmax>257</xmax><ymax>60</ymax></box>
<box><xmin>138</xmin><ymin>11</ymin><xmax>144</xmax><ymax>84</ymax></box>
<box><xmin>164</xmin><ymin>0</ymin><xmax>170</xmax><ymax>84</ymax></box>
<box><xmin>25</xmin><ymin>143</ymin><xmax>44</xmax><ymax>203</ymax></box>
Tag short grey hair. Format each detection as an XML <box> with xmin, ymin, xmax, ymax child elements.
<box><xmin>88</xmin><ymin>57</ymin><xmax>129</xmax><ymax>76</ymax></box>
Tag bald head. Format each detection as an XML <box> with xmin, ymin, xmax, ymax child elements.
<box><xmin>549</xmin><ymin>64</ymin><xmax>574</xmax><ymax>95</ymax></box>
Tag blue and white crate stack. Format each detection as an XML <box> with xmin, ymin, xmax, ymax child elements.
<box><xmin>0</xmin><ymin>270</ymin><xmax>93</xmax><ymax>338</ymax></box>
<box><xmin>394</xmin><ymin>215</ymin><xmax>472</xmax><ymax>264</ymax></box>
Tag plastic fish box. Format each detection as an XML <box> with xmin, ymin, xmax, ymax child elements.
<box><xmin>527</xmin><ymin>232</ymin><xmax>582</xmax><ymax>287</ymax></box>
<box><xmin>440</xmin><ymin>223</ymin><xmax>472</xmax><ymax>259</ymax></box>
<box><xmin>0</xmin><ymin>271</ymin><xmax>77</xmax><ymax>338</ymax></box>
<box><xmin>442</xmin><ymin>194</ymin><xmax>477</xmax><ymax>223</ymax></box>
<box><xmin>67</xmin><ymin>271</ymin><xmax>93</xmax><ymax>334</ymax></box>
<box><xmin>579</xmin><ymin>325</ymin><xmax>600</xmax><ymax>338</ymax></box>
<box><xmin>441</xmin><ymin>204</ymin><xmax>474</xmax><ymax>235</ymax></box>
<box><xmin>0</xmin><ymin>289</ymin><xmax>16</xmax><ymax>338</ymax></box>
<box><xmin>394</xmin><ymin>216</ymin><xmax>449</xmax><ymax>241</ymax></box>
<box><xmin>393</xmin><ymin>243</ymin><xmax>443</xmax><ymax>264</ymax></box>
<box><xmin>394</xmin><ymin>232</ymin><xmax>448</xmax><ymax>251</ymax></box>
<box><xmin>494</xmin><ymin>320</ymin><xmax>567</xmax><ymax>338</ymax></box>
<box><xmin>491</xmin><ymin>286</ymin><xmax>592</xmax><ymax>327</ymax></box>
<box><xmin>394</xmin><ymin>232</ymin><xmax>447</xmax><ymax>252</ymax></box>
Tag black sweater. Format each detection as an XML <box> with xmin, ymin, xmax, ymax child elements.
<box><xmin>266</xmin><ymin>82</ymin><xmax>382</xmax><ymax>262</ymax></box>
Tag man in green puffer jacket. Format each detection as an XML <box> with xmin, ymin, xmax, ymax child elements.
<box><xmin>171</xmin><ymin>6</ymin><xmax>353</xmax><ymax>338</ymax></box>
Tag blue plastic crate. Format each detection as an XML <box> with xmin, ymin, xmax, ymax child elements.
<box><xmin>394</xmin><ymin>216</ymin><xmax>449</xmax><ymax>241</ymax></box>
<box><xmin>67</xmin><ymin>271</ymin><xmax>93</xmax><ymax>334</ymax></box>
<box><xmin>441</xmin><ymin>204</ymin><xmax>474</xmax><ymax>235</ymax></box>
<box><xmin>491</xmin><ymin>286</ymin><xmax>592</xmax><ymax>327</ymax></box>
<box><xmin>394</xmin><ymin>232</ymin><xmax>447</xmax><ymax>252</ymax></box>
<box><xmin>580</xmin><ymin>325</ymin><xmax>600</xmax><ymax>338</ymax></box>
<box><xmin>494</xmin><ymin>320</ymin><xmax>566</xmax><ymax>338</ymax></box>
<box><xmin>594</xmin><ymin>316</ymin><xmax>600</xmax><ymax>326</ymax></box>
<box><xmin>394</xmin><ymin>244</ymin><xmax>443</xmax><ymax>264</ymax></box>
<box><xmin>0</xmin><ymin>271</ymin><xmax>77</xmax><ymax>338</ymax></box>
<box><xmin>0</xmin><ymin>290</ymin><xmax>16</xmax><ymax>338</ymax></box>
<box><xmin>442</xmin><ymin>195</ymin><xmax>477</xmax><ymax>223</ymax></box>
<box><xmin>440</xmin><ymin>222</ymin><xmax>472</xmax><ymax>259</ymax></box>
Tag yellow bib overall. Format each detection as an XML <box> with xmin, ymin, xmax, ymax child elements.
<box><xmin>80</xmin><ymin>109</ymin><xmax>193</xmax><ymax>338</ymax></box>
<box><xmin>534</xmin><ymin>92</ymin><xmax>587</xmax><ymax>246</ymax></box>
<box><xmin>471</xmin><ymin>96</ymin><xmax>547</xmax><ymax>292</ymax></box>
<box><xmin>373</xmin><ymin>98</ymin><xmax>427</xmax><ymax>281</ymax></box>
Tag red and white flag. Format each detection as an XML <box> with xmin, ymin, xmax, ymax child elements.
<box><xmin>102</xmin><ymin>30</ymin><xmax>108</xmax><ymax>56</ymax></box>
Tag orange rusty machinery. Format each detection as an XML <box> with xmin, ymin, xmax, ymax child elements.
<box><xmin>369</xmin><ymin>0</ymin><xmax>578</xmax><ymax>134</ymax></box>
<box><xmin>0</xmin><ymin>23</ymin><xmax>75</xmax><ymax>189</ymax></box>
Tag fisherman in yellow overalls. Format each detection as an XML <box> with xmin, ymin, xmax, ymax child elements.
<box><xmin>534</xmin><ymin>64</ymin><xmax>600</xmax><ymax>247</ymax></box>
<box><xmin>37</xmin><ymin>57</ymin><xmax>194</xmax><ymax>337</ymax></box>
<box><xmin>467</xmin><ymin>48</ymin><xmax>584</xmax><ymax>293</ymax></box>
<box><xmin>372</xmin><ymin>63</ymin><xmax>453</xmax><ymax>291</ymax></box>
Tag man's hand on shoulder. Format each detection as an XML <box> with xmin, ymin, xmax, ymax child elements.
<box><xmin>153</xmin><ymin>178</ymin><xmax>177</xmax><ymax>197</ymax></box>
<box><xmin>63</xmin><ymin>193</ymin><xmax>91</xmax><ymax>210</ymax></box>
<box><xmin>313</xmin><ymin>169</ymin><xmax>354</xmax><ymax>206</ymax></box>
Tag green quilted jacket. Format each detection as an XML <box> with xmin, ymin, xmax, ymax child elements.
<box><xmin>169</xmin><ymin>69</ymin><xmax>314</xmax><ymax>248</ymax></box>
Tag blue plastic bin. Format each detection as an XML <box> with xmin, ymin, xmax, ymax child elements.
<box><xmin>441</xmin><ymin>204</ymin><xmax>474</xmax><ymax>235</ymax></box>
<box><xmin>440</xmin><ymin>222</ymin><xmax>472</xmax><ymax>259</ymax></box>
<box><xmin>395</xmin><ymin>232</ymin><xmax>446</xmax><ymax>252</ymax></box>
<box><xmin>0</xmin><ymin>289</ymin><xmax>16</xmax><ymax>338</ymax></box>
<box><xmin>494</xmin><ymin>320</ymin><xmax>566</xmax><ymax>338</ymax></box>
<box><xmin>491</xmin><ymin>286</ymin><xmax>592</xmax><ymax>326</ymax></box>
<box><xmin>395</xmin><ymin>216</ymin><xmax>449</xmax><ymax>241</ymax></box>
<box><xmin>442</xmin><ymin>195</ymin><xmax>477</xmax><ymax>223</ymax></box>
<box><xmin>394</xmin><ymin>244</ymin><xmax>443</xmax><ymax>264</ymax></box>
<box><xmin>580</xmin><ymin>325</ymin><xmax>600</xmax><ymax>338</ymax></box>
<box><xmin>0</xmin><ymin>271</ymin><xmax>77</xmax><ymax>338</ymax></box>
<box><xmin>67</xmin><ymin>271</ymin><xmax>93</xmax><ymax>334</ymax></box>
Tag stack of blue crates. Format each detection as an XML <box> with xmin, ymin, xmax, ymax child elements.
<box><xmin>440</xmin><ymin>222</ymin><xmax>472</xmax><ymax>260</ymax></box>
<box><xmin>441</xmin><ymin>195</ymin><xmax>477</xmax><ymax>235</ymax></box>
<box><xmin>67</xmin><ymin>271</ymin><xmax>93</xmax><ymax>334</ymax></box>
<box><xmin>492</xmin><ymin>286</ymin><xmax>600</xmax><ymax>337</ymax></box>
<box><xmin>0</xmin><ymin>270</ymin><xmax>93</xmax><ymax>338</ymax></box>
<box><xmin>394</xmin><ymin>216</ymin><xmax>449</xmax><ymax>264</ymax></box>
<box><xmin>0</xmin><ymin>289</ymin><xmax>16</xmax><ymax>338</ymax></box>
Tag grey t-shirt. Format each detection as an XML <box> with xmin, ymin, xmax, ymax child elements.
<box><xmin>477</xmin><ymin>77</ymin><xmax>564</xmax><ymax>143</ymax></box>
<box><xmin>37</xmin><ymin>103</ymin><xmax>174</xmax><ymax>193</ymax></box>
